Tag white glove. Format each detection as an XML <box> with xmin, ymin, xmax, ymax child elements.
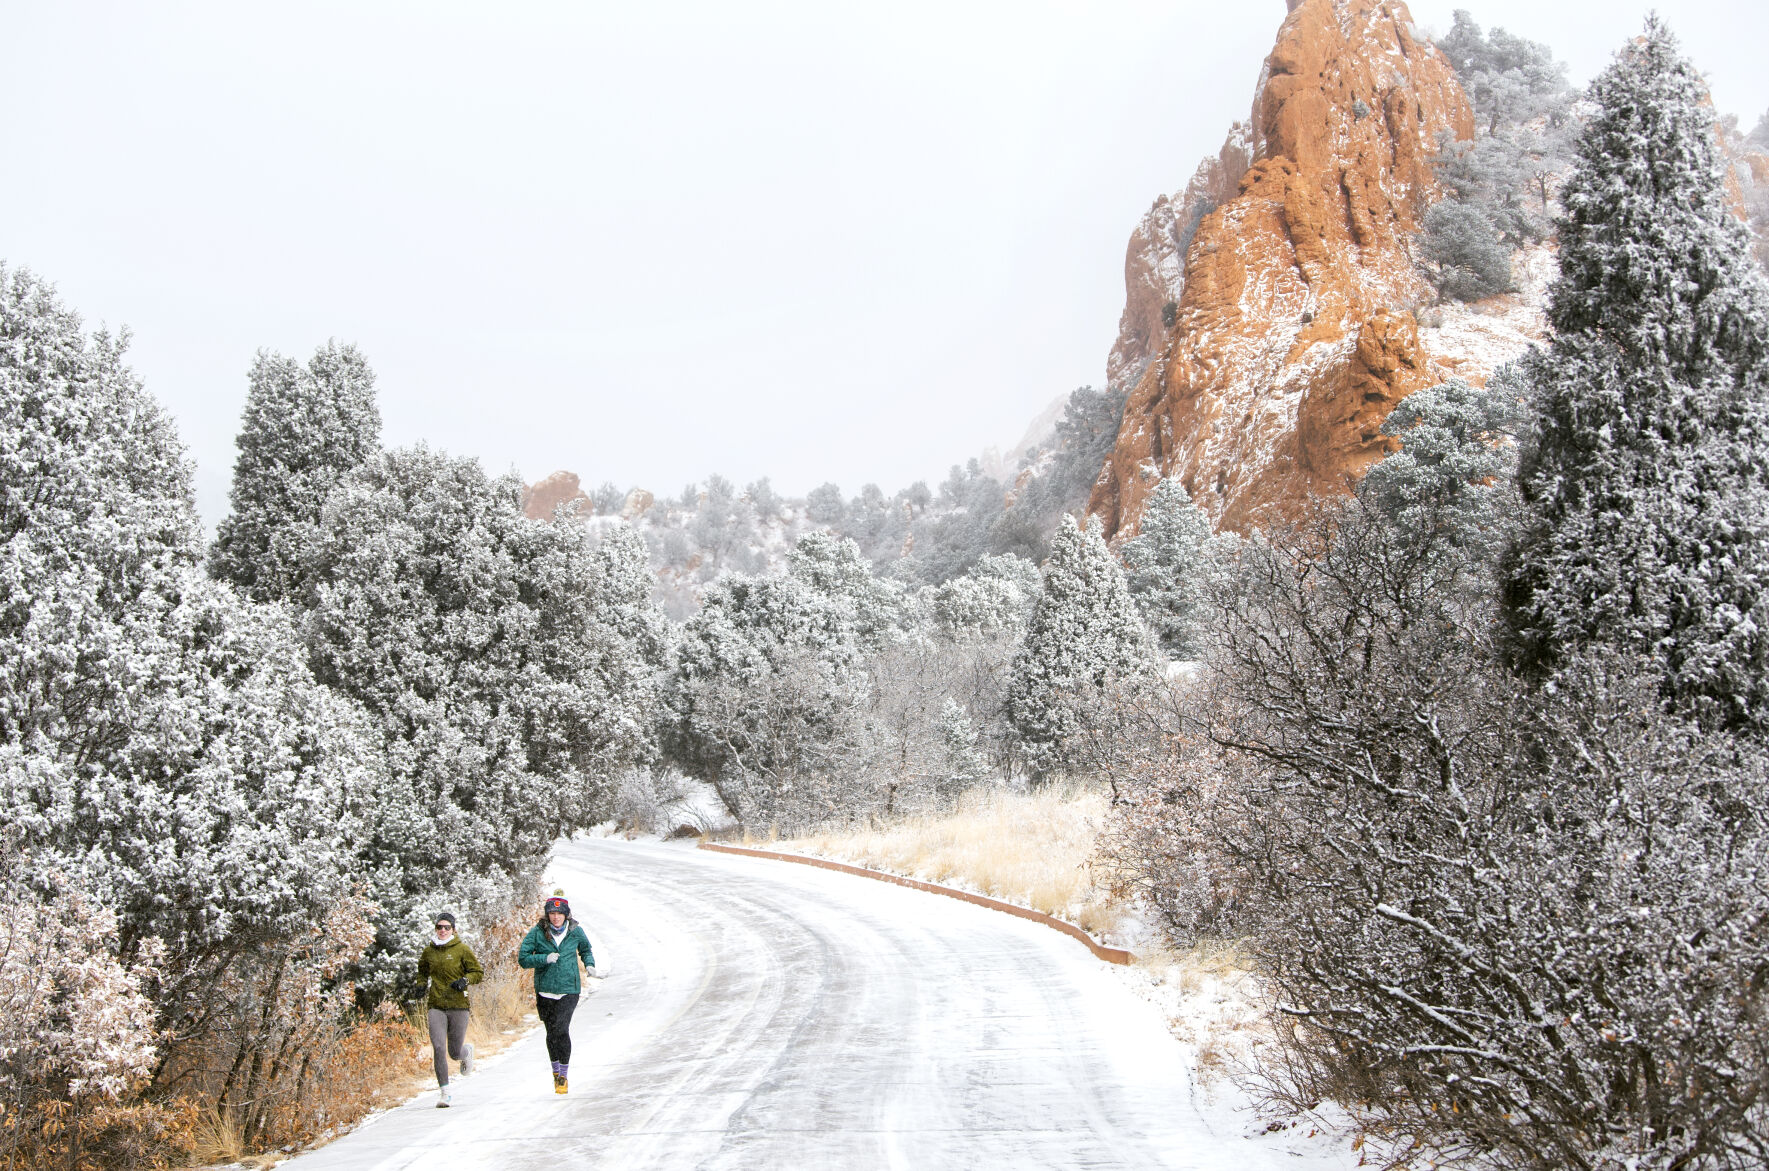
<box><xmin>546</xmin><ymin>953</ymin><xmax>559</xmax><ymax>965</ymax></box>
<box><xmin>587</xmin><ymin>965</ymin><xmax>603</xmax><ymax>979</ymax></box>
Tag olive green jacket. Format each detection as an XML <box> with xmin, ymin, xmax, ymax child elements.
<box><xmin>417</xmin><ymin>935</ymin><xmax>484</xmax><ymax>1011</ymax></box>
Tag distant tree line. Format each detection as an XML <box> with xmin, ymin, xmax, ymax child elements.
<box><xmin>565</xmin><ymin>382</ymin><xmax>1129</xmax><ymax>621</ymax></box>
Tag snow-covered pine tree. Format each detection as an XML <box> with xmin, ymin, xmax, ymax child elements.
<box><xmin>1503</xmin><ymin>19</ymin><xmax>1769</xmax><ymax>731</ymax></box>
<box><xmin>1119</xmin><ymin>478</ymin><xmax>1234</xmax><ymax>660</ymax></box>
<box><xmin>1006</xmin><ymin>514</ymin><xmax>1151</xmax><ymax>774</ymax></box>
<box><xmin>210</xmin><ymin>342</ymin><xmax>380</xmax><ymax>603</ymax></box>
<box><xmin>936</xmin><ymin>697</ymin><xmax>987</xmax><ymax>791</ymax></box>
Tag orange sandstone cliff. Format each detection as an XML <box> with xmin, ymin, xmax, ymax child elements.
<box><xmin>1092</xmin><ymin>0</ymin><xmax>1476</xmax><ymax>537</ymax></box>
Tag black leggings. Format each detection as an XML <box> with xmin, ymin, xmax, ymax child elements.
<box><xmin>537</xmin><ymin>993</ymin><xmax>580</xmax><ymax>1065</ymax></box>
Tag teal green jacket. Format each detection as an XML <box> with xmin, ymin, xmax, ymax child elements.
<box><xmin>518</xmin><ymin>919</ymin><xmax>595</xmax><ymax>996</ymax></box>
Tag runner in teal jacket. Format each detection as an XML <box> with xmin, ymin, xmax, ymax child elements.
<box><xmin>518</xmin><ymin>892</ymin><xmax>596</xmax><ymax>1093</ymax></box>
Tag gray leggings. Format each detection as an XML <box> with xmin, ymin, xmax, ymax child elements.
<box><xmin>427</xmin><ymin>1008</ymin><xmax>469</xmax><ymax>1086</ymax></box>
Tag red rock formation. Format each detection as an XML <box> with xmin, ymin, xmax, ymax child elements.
<box><xmin>1107</xmin><ymin>129</ymin><xmax>1253</xmax><ymax>388</ymax></box>
<box><xmin>523</xmin><ymin>470</ymin><xmax>591</xmax><ymax>521</ymax></box>
<box><xmin>1092</xmin><ymin>0</ymin><xmax>1475</xmax><ymax>537</ymax></box>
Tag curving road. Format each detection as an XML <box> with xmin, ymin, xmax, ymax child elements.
<box><xmin>289</xmin><ymin>838</ymin><xmax>1351</xmax><ymax>1170</ymax></box>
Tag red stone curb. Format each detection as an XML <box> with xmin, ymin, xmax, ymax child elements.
<box><xmin>696</xmin><ymin>840</ymin><xmax>1135</xmax><ymax>965</ymax></box>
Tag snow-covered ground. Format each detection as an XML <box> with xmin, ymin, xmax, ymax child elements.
<box><xmin>1419</xmin><ymin>242</ymin><xmax>1556</xmax><ymax>382</ymax></box>
<box><xmin>284</xmin><ymin>838</ymin><xmax>1358</xmax><ymax>1170</ymax></box>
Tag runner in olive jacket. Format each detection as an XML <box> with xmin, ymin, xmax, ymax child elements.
<box><xmin>416</xmin><ymin>911</ymin><xmax>483</xmax><ymax>1107</ymax></box>
<box><xmin>518</xmin><ymin>891</ymin><xmax>596</xmax><ymax>1094</ymax></box>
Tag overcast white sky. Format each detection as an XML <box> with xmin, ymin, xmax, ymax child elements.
<box><xmin>3</xmin><ymin>1</ymin><xmax>1765</xmax><ymax>526</ymax></box>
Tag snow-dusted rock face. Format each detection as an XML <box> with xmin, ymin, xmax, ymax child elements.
<box><xmin>1719</xmin><ymin>120</ymin><xmax>1769</xmax><ymax>271</ymax></box>
<box><xmin>1416</xmin><ymin>242</ymin><xmax>1554</xmax><ymax>383</ymax></box>
<box><xmin>1093</xmin><ymin>0</ymin><xmax>1477</xmax><ymax>537</ymax></box>
<box><xmin>1106</xmin><ymin>127</ymin><xmax>1252</xmax><ymax>390</ymax></box>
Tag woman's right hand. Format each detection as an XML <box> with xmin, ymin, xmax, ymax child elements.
<box><xmin>546</xmin><ymin>953</ymin><xmax>559</xmax><ymax>964</ymax></box>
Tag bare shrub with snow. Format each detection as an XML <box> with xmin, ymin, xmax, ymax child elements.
<box><xmin>0</xmin><ymin>860</ymin><xmax>185</xmax><ymax>1170</ymax></box>
<box><xmin>1104</xmin><ymin>482</ymin><xmax>1769</xmax><ymax>1167</ymax></box>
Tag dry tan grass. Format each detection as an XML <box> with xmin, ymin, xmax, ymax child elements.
<box><xmin>769</xmin><ymin>784</ymin><xmax>1120</xmax><ymax>937</ymax></box>
<box><xmin>186</xmin><ymin>1107</ymin><xmax>245</xmax><ymax>1166</ymax></box>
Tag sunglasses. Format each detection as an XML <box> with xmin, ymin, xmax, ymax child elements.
<box><xmin>435</xmin><ymin>923</ymin><xmax>454</xmax><ymax>932</ymax></box>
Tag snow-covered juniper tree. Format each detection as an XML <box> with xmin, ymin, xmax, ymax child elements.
<box><xmin>209</xmin><ymin>342</ymin><xmax>380</xmax><ymax>603</ymax></box>
<box><xmin>1503</xmin><ymin>19</ymin><xmax>1769</xmax><ymax>731</ymax></box>
<box><xmin>1006</xmin><ymin>514</ymin><xmax>1152</xmax><ymax>775</ymax></box>
<box><xmin>665</xmin><ymin>533</ymin><xmax>894</xmax><ymax>829</ymax></box>
<box><xmin>1420</xmin><ymin>199</ymin><xmax>1517</xmax><ymax>300</ymax></box>
<box><xmin>667</xmin><ymin>582</ymin><xmax>857</xmax><ymax>829</ymax></box>
<box><xmin>1119</xmin><ymin>478</ymin><xmax>1236</xmax><ymax>660</ymax></box>
<box><xmin>1435</xmin><ymin>10</ymin><xmax>1577</xmax><ymax>219</ymax></box>
<box><xmin>1438</xmin><ymin>10</ymin><xmax>1574</xmax><ymax>140</ymax></box>
<box><xmin>300</xmin><ymin>446</ymin><xmax>656</xmax><ymax>975</ymax></box>
<box><xmin>786</xmin><ymin>530</ymin><xmax>907</xmax><ymax>653</ymax></box>
<box><xmin>0</xmin><ymin>268</ymin><xmax>382</xmax><ymax>1138</ymax></box>
<box><xmin>0</xmin><ymin>268</ymin><xmax>371</xmax><ymax>961</ymax></box>
<box><xmin>924</xmin><ymin>554</ymin><xmax>1040</xmax><ymax>774</ymax></box>
<box><xmin>591</xmin><ymin>521</ymin><xmax>674</xmax><ymax>677</ymax></box>
<box><xmin>931</xmin><ymin>554</ymin><xmax>1038</xmax><ymax>639</ymax></box>
<box><xmin>1363</xmin><ymin>373</ymin><xmax>1523</xmax><ymax>567</ymax></box>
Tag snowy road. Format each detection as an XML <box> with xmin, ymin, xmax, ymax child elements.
<box><xmin>289</xmin><ymin>838</ymin><xmax>1351</xmax><ymax>1170</ymax></box>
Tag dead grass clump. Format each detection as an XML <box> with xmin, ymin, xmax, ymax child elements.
<box><xmin>185</xmin><ymin>1104</ymin><xmax>244</xmax><ymax>1167</ymax></box>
